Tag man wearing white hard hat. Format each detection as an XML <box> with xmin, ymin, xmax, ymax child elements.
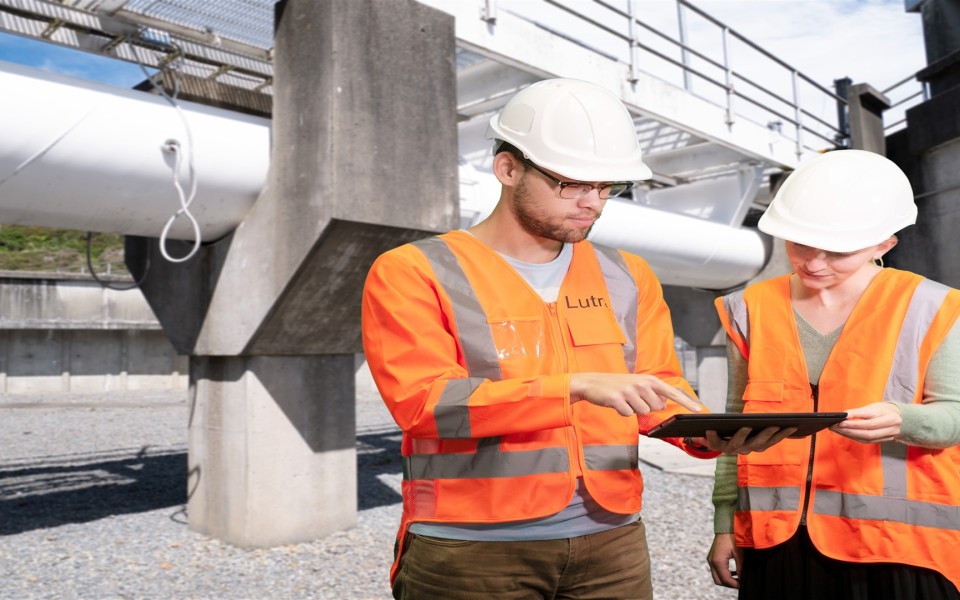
<box><xmin>362</xmin><ymin>78</ymin><xmax>726</xmax><ymax>599</ymax></box>
<box><xmin>709</xmin><ymin>149</ymin><xmax>960</xmax><ymax>599</ymax></box>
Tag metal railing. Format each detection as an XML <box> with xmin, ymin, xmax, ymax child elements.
<box><xmin>501</xmin><ymin>0</ymin><xmax>864</xmax><ymax>156</ymax></box>
<box><xmin>881</xmin><ymin>73</ymin><xmax>927</xmax><ymax>134</ymax></box>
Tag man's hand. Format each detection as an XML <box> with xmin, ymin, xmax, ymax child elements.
<box><xmin>831</xmin><ymin>402</ymin><xmax>902</xmax><ymax>443</ymax></box>
<box><xmin>569</xmin><ymin>373</ymin><xmax>701</xmax><ymax>416</ymax></box>
<box><xmin>707</xmin><ymin>533</ymin><xmax>741</xmax><ymax>589</ymax></box>
<box><xmin>703</xmin><ymin>425</ymin><xmax>797</xmax><ymax>455</ymax></box>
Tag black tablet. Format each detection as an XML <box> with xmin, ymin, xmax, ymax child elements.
<box><xmin>645</xmin><ymin>412</ymin><xmax>848</xmax><ymax>439</ymax></box>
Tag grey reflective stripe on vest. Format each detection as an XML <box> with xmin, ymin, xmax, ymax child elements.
<box><xmin>404</xmin><ymin>446</ymin><xmax>569</xmax><ymax>479</ymax></box>
<box><xmin>412</xmin><ymin>237</ymin><xmax>503</xmax><ymax>382</ymax></box>
<box><xmin>583</xmin><ymin>444</ymin><xmax>639</xmax><ymax>471</ymax></box>
<box><xmin>593</xmin><ymin>245</ymin><xmax>637</xmax><ymax>372</ymax></box>
<box><xmin>881</xmin><ymin>278</ymin><xmax>950</xmax><ymax>406</ymax></box>
<box><xmin>434</xmin><ymin>377</ymin><xmax>487</xmax><ymax>439</ymax></box>
<box><xmin>815</xmin><ymin>489</ymin><xmax>960</xmax><ymax>531</ymax></box>
<box><xmin>841</xmin><ymin>278</ymin><xmax>948</xmax><ymax>505</ymax></box>
<box><xmin>719</xmin><ymin>290</ymin><xmax>749</xmax><ymax>345</ymax></box>
<box><xmin>738</xmin><ymin>485</ymin><xmax>801</xmax><ymax>512</ymax></box>
<box><xmin>413</xmin><ymin>237</ymin><xmax>502</xmax><ymax>439</ymax></box>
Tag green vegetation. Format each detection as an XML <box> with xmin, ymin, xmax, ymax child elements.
<box><xmin>0</xmin><ymin>225</ymin><xmax>128</xmax><ymax>275</ymax></box>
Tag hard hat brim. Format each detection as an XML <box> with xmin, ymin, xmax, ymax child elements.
<box><xmin>757</xmin><ymin>210</ymin><xmax>910</xmax><ymax>253</ymax></box>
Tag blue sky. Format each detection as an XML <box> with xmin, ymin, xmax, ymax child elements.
<box><xmin>0</xmin><ymin>31</ymin><xmax>144</xmax><ymax>87</ymax></box>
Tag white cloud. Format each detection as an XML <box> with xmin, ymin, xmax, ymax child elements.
<box><xmin>692</xmin><ymin>0</ymin><xmax>925</xmax><ymax>90</ymax></box>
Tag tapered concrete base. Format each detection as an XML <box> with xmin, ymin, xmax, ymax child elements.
<box><xmin>186</xmin><ymin>354</ymin><xmax>357</xmax><ymax>546</ymax></box>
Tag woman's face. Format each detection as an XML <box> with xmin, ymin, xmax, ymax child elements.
<box><xmin>785</xmin><ymin>241</ymin><xmax>888</xmax><ymax>290</ymax></box>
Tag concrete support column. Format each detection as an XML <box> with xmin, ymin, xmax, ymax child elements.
<box><xmin>187</xmin><ymin>355</ymin><xmax>356</xmax><ymax>545</ymax></box>
<box><xmin>695</xmin><ymin>345</ymin><xmax>728</xmax><ymax>414</ymax></box>
<box><xmin>661</xmin><ymin>285</ymin><xmax>726</xmax><ymax>413</ymax></box>
<box><xmin>129</xmin><ymin>0</ymin><xmax>457</xmax><ymax>548</ymax></box>
<box><xmin>847</xmin><ymin>83</ymin><xmax>891</xmax><ymax>154</ymax></box>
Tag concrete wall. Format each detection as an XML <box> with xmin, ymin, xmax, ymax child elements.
<box><xmin>886</xmin><ymin>3</ymin><xmax>960</xmax><ymax>285</ymax></box>
<box><xmin>0</xmin><ymin>271</ymin><xmax>187</xmax><ymax>397</ymax></box>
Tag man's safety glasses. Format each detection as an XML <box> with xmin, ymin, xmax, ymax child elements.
<box><xmin>521</xmin><ymin>158</ymin><xmax>634</xmax><ymax>200</ymax></box>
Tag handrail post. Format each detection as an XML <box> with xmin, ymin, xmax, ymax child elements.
<box><xmin>627</xmin><ymin>0</ymin><xmax>640</xmax><ymax>83</ymax></box>
<box><xmin>791</xmin><ymin>70</ymin><xmax>803</xmax><ymax>159</ymax></box>
<box><xmin>722</xmin><ymin>26</ymin><xmax>734</xmax><ymax>127</ymax></box>
<box><xmin>676</xmin><ymin>0</ymin><xmax>691</xmax><ymax>91</ymax></box>
<box><xmin>480</xmin><ymin>0</ymin><xmax>497</xmax><ymax>24</ymax></box>
<box><xmin>833</xmin><ymin>77</ymin><xmax>851</xmax><ymax>147</ymax></box>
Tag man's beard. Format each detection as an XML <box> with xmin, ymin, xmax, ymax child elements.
<box><xmin>512</xmin><ymin>176</ymin><xmax>601</xmax><ymax>243</ymax></box>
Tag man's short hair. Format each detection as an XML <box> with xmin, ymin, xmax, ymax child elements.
<box><xmin>493</xmin><ymin>140</ymin><xmax>524</xmax><ymax>160</ymax></box>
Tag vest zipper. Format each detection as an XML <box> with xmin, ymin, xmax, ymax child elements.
<box><xmin>549</xmin><ymin>301</ymin><xmax>582</xmax><ymax>478</ymax></box>
<box><xmin>799</xmin><ymin>383</ymin><xmax>819</xmax><ymax>527</ymax></box>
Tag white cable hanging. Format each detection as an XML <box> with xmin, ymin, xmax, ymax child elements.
<box><xmin>135</xmin><ymin>43</ymin><xmax>203</xmax><ymax>263</ymax></box>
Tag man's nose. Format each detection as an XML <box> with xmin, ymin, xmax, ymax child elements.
<box><xmin>578</xmin><ymin>187</ymin><xmax>605</xmax><ymax>208</ymax></box>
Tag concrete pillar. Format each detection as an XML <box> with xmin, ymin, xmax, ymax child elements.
<box><xmin>127</xmin><ymin>0</ymin><xmax>458</xmax><ymax>547</ymax></box>
<box><xmin>847</xmin><ymin>83</ymin><xmax>891</xmax><ymax>154</ymax></box>
<box><xmin>187</xmin><ymin>355</ymin><xmax>356</xmax><ymax>545</ymax></box>
<box><xmin>661</xmin><ymin>285</ymin><xmax>727</xmax><ymax>413</ymax></box>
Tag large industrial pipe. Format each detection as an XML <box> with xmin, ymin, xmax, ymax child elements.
<box><xmin>0</xmin><ymin>60</ymin><xmax>270</xmax><ymax>242</ymax></box>
<box><xmin>0</xmin><ymin>60</ymin><xmax>768</xmax><ymax>289</ymax></box>
<box><xmin>458</xmin><ymin>163</ymin><xmax>771</xmax><ymax>289</ymax></box>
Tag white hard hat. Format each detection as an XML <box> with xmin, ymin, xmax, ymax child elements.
<box><xmin>485</xmin><ymin>78</ymin><xmax>653</xmax><ymax>182</ymax></box>
<box><xmin>758</xmin><ymin>149</ymin><xmax>917</xmax><ymax>252</ymax></box>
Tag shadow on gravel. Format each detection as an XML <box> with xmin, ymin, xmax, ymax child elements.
<box><xmin>0</xmin><ymin>429</ymin><xmax>404</xmax><ymax>535</ymax></box>
<box><xmin>0</xmin><ymin>447</ymin><xmax>187</xmax><ymax>536</ymax></box>
<box><xmin>357</xmin><ymin>428</ymin><xmax>403</xmax><ymax>511</ymax></box>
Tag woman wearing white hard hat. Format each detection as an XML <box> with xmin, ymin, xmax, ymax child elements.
<box><xmin>708</xmin><ymin>149</ymin><xmax>960</xmax><ymax>599</ymax></box>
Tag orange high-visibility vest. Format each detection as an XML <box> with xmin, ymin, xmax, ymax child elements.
<box><xmin>362</xmin><ymin>230</ymin><xmax>700</xmax><ymax>583</ymax></box>
<box><xmin>716</xmin><ymin>269</ymin><xmax>960</xmax><ymax>591</ymax></box>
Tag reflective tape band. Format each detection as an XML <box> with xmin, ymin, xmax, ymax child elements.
<box><xmin>883</xmin><ymin>278</ymin><xmax>949</xmax><ymax>406</ymax></box>
<box><xmin>413</xmin><ymin>237</ymin><xmax>503</xmax><ymax>381</ymax></box>
<box><xmin>583</xmin><ymin>444</ymin><xmax>638</xmax><ymax>471</ymax></box>
<box><xmin>404</xmin><ymin>446</ymin><xmax>570</xmax><ymax>480</ymax></box>
<box><xmin>738</xmin><ymin>485</ymin><xmax>802</xmax><ymax>512</ymax></box>
<box><xmin>434</xmin><ymin>377</ymin><xmax>487</xmax><ymax>439</ymax></box>
<box><xmin>881</xmin><ymin>278</ymin><xmax>950</xmax><ymax>498</ymax></box>
<box><xmin>720</xmin><ymin>290</ymin><xmax>749</xmax><ymax>346</ymax></box>
<box><xmin>593</xmin><ymin>244</ymin><xmax>637</xmax><ymax>372</ymax></box>
<box><xmin>814</xmin><ymin>489</ymin><xmax>960</xmax><ymax>531</ymax></box>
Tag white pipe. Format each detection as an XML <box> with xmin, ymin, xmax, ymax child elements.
<box><xmin>0</xmin><ymin>60</ymin><xmax>270</xmax><ymax>241</ymax></box>
<box><xmin>0</xmin><ymin>60</ymin><xmax>768</xmax><ymax>289</ymax></box>
<box><xmin>589</xmin><ymin>199</ymin><xmax>771</xmax><ymax>289</ymax></box>
<box><xmin>458</xmin><ymin>163</ymin><xmax>770</xmax><ymax>289</ymax></box>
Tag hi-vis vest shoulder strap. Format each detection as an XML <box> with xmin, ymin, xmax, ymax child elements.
<box><xmin>715</xmin><ymin>269</ymin><xmax>960</xmax><ymax>592</ymax></box>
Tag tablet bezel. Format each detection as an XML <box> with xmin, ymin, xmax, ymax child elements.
<box><xmin>644</xmin><ymin>412</ymin><xmax>848</xmax><ymax>439</ymax></box>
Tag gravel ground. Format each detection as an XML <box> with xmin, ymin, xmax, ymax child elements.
<box><xmin>0</xmin><ymin>379</ymin><xmax>735</xmax><ymax>600</ymax></box>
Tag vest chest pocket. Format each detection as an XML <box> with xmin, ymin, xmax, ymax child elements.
<box><xmin>565</xmin><ymin>307</ymin><xmax>628</xmax><ymax>372</ymax></box>
<box><xmin>488</xmin><ymin>316</ymin><xmax>548</xmax><ymax>375</ymax></box>
<box><xmin>566</xmin><ymin>307</ymin><xmax>627</xmax><ymax>347</ymax></box>
<box><xmin>742</xmin><ymin>380</ymin><xmax>784</xmax><ymax>408</ymax></box>
<box><xmin>740</xmin><ymin>379</ymin><xmax>804</xmax><ymax>466</ymax></box>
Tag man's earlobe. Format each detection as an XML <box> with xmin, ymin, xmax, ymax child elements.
<box><xmin>492</xmin><ymin>152</ymin><xmax>522</xmax><ymax>185</ymax></box>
